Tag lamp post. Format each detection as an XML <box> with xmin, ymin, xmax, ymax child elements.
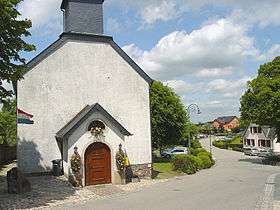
<box><xmin>186</xmin><ymin>104</ymin><xmax>201</xmax><ymax>149</ymax></box>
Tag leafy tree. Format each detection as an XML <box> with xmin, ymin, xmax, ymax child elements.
<box><xmin>0</xmin><ymin>98</ymin><xmax>16</xmax><ymax>145</ymax></box>
<box><xmin>150</xmin><ymin>81</ymin><xmax>189</xmax><ymax>151</ymax></box>
<box><xmin>240</xmin><ymin>56</ymin><xmax>280</xmax><ymax>141</ymax></box>
<box><xmin>0</xmin><ymin>0</ymin><xmax>35</xmax><ymax>102</ymax></box>
<box><xmin>200</xmin><ymin>123</ymin><xmax>213</xmax><ymax>135</ymax></box>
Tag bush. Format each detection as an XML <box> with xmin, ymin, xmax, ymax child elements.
<box><xmin>267</xmin><ymin>155</ymin><xmax>280</xmax><ymax>162</ymax></box>
<box><xmin>171</xmin><ymin>154</ymin><xmax>199</xmax><ymax>174</ymax></box>
<box><xmin>190</xmin><ymin>148</ymin><xmax>207</xmax><ymax>156</ymax></box>
<box><xmin>190</xmin><ymin>139</ymin><xmax>202</xmax><ymax>149</ymax></box>
<box><xmin>212</xmin><ymin>140</ymin><xmax>228</xmax><ymax>149</ymax></box>
<box><xmin>197</xmin><ymin>154</ymin><xmax>213</xmax><ymax>169</ymax></box>
<box><xmin>193</xmin><ymin>156</ymin><xmax>204</xmax><ymax>170</ymax></box>
<box><xmin>232</xmin><ymin>147</ymin><xmax>243</xmax><ymax>152</ymax></box>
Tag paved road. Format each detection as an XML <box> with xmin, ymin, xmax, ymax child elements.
<box><xmin>52</xmin><ymin>138</ymin><xmax>279</xmax><ymax>210</ymax></box>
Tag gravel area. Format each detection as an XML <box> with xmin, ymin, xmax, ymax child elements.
<box><xmin>0</xmin><ymin>161</ymin><xmax>167</xmax><ymax>210</ymax></box>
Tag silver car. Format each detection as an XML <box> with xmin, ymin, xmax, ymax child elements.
<box><xmin>161</xmin><ymin>147</ymin><xmax>188</xmax><ymax>158</ymax></box>
<box><xmin>243</xmin><ymin>147</ymin><xmax>259</xmax><ymax>156</ymax></box>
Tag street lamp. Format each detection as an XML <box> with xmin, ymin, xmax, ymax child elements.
<box><xmin>186</xmin><ymin>104</ymin><xmax>201</xmax><ymax>149</ymax></box>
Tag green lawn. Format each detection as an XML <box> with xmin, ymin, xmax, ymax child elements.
<box><xmin>152</xmin><ymin>162</ymin><xmax>183</xmax><ymax>179</ymax></box>
<box><xmin>228</xmin><ymin>135</ymin><xmax>242</xmax><ymax>144</ymax></box>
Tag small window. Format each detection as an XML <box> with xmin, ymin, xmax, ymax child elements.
<box><xmin>253</xmin><ymin>127</ymin><xmax>258</xmax><ymax>133</ymax></box>
<box><xmin>267</xmin><ymin>140</ymin><xmax>271</xmax><ymax>148</ymax></box>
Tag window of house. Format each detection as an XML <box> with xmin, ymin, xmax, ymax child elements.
<box><xmin>246</xmin><ymin>139</ymin><xmax>251</xmax><ymax>145</ymax></box>
<box><xmin>253</xmin><ymin>127</ymin><xmax>258</xmax><ymax>133</ymax></box>
<box><xmin>258</xmin><ymin>127</ymin><xmax>262</xmax><ymax>133</ymax></box>
<box><xmin>259</xmin><ymin>139</ymin><xmax>266</xmax><ymax>147</ymax></box>
<box><xmin>251</xmin><ymin>139</ymin><xmax>255</xmax><ymax>146</ymax></box>
<box><xmin>266</xmin><ymin>140</ymin><xmax>271</xmax><ymax>148</ymax></box>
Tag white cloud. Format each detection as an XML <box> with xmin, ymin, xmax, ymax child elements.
<box><xmin>123</xmin><ymin>44</ymin><xmax>144</xmax><ymax>61</ymax></box>
<box><xmin>258</xmin><ymin>44</ymin><xmax>280</xmax><ymax>61</ymax></box>
<box><xmin>1</xmin><ymin>80</ymin><xmax>13</xmax><ymax>91</ymax></box>
<box><xmin>195</xmin><ymin>67</ymin><xmax>233</xmax><ymax>78</ymax></box>
<box><xmin>124</xmin><ymin>19</ymin><xmax>258</xmax><ymax>80</ymax></box>
<box><xmin>107</xmin><ymin>17</ymin><xmax>121</xmax><ymax>33</ymax></box>
<box><xmin>207</xmin><ymin>77</ymin><xmax>251</xmax><ymax>98</ymax></box>
<box><xmin>18</xmin><ymin>0</ymin><xmax>62</xmax><ymax>32</ymax></box>
<box><xmin>108</xmin><ymin>0</ymin><xmax>280</xmax><ymax>28</ymax></box>
<box><xmin>139</xmin><ymin>1</ymin><xmax>180</xmax><ymax>26</ymax></box>
<box><xmin>163</xmin><ymin>80</ymin><xmax>192</xmax><ymax>95</ymax></box>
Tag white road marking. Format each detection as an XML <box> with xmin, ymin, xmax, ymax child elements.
<box><xmin>255</xmin><ymin>173</ymin><xmax>280</xmax><ymax>210</ymax></box>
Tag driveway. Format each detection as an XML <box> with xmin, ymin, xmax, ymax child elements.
<box><xmin>51</xmin><ymin>137</ymin><xmax>279</xmax><ymax>210</ymax></box>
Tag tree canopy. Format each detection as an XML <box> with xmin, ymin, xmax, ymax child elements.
<box><xmin>240</xmin><ymin>56</ymin><xmax>280</xmax><ymax>139</ymax></box>
<box><xmin>0</xmin><ymin>0</ymin><xmax>35</xmax><ymax>102</ymax></box>
<box><xmin>150</xmin><ymin>81</ymin><xmax>190</xmax><ymax>150</ymax></box>
<box><xmin>0</xmin><ymin>98</ymin><xmax>16</xmax><ymax>145</ymax></box>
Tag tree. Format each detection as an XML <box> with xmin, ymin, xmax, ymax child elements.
<box><xmin>0</xmin><ymin>0</ymin><xmax>35</xmax><ymax>102</ymax></box>
<box><xmin>240</xmin><ymin>56</ymin><xmax>280</xmax><ymax>141</ymax></box>
<box><xmin>0</xmin><ymin>98</ymin><xmax>16</xmax><ymax>145</ymax></box>
<box><xmin>150</xmin><ymin>81</ymin><xmax>189</xmax><ymax>151</ymax></box>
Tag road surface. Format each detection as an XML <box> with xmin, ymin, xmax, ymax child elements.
<box><xmin>51</xmin><ymin>137</ymin><xmax>279</xmax><ymax>210</ymax></box>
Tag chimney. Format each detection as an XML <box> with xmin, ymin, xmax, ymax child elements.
<box><xmin>61</xmin><ymin>0</ymin><xmax>104</xmax><ymax>34</ymax></box>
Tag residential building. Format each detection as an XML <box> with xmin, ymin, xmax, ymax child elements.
<box><xmin>212</xmin><ymin>116</ymin><xmax>240</xmax><ymax>132</ymax></box>
<box><xmin>243</xmin><ymin>124</ymin><xmax>280</xmax><ymax>154</ymax></box>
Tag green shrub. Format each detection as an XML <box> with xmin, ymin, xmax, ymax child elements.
<box><xmin>190</xmin><ymin>148</ymin><xmax>207</xmax><ymax>156</ymax></box>
<box><xmin>190</xmin><ymin>139</ymin><xmax>202</xmax><ymax>149</ymax></box>
<box><xmin>212</xmin><ymin>140</ymin><xmax>228</xmax><ymax>149</ymax></box>
<box><xmin>232</xmin><ymin>147</ymin><xmax>243</xmax><ymax>152</ymax></box>
<box><xmin>197</xmin><ymin>151</ymin><xmax>212</xmax><ymax>158</ymax></box>
<box><xmin>193</xmin><ymin>156</ymin><xmax>204</xmax><ymax>170</ymax></box>
<box><xmin>171</xmin><ymin>154</ymin><xmax>199</xmax><ymax>174</ymax></box>
<box><xmin>267</xmin><ymin>155</ymin><xmax>280</xmax><ymax>162</ymax></box>
<box><xmin>228</xmin><ymin>135</ymin><xmax>242</xmax><ymax>144</ymax></box>
<box><xmin>197</xmin><ymin>154</ymin><xmax>213</xmax><ymax>169</ymax></box>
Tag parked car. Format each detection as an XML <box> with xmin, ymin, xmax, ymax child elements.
<box><xmin>243</xmin><ymin>147</ymin><xmax>259</xmax><ymax>156</ymax></box>
<box><xmin>219</xmin><ymin>136</ymin><xmax>231</xmax><ymax>141</ymax></box>
<box><xmin>226</xmin><ymin>134</ymin><xmax>235</xmax><ymax>139</ymax></box>
<box><xmin>161</xmin><ymin>147</ymin><xmax>188</xmax><ymax>158</ymax></box>
<box><xmin>258</xmin><ymin>148</ymin><xmax>273</xmax><ymax>158</ymax></box>
<box><xmin>198</xmin><ymin>134</ymin><xmax>206</xmax><ymax>139</ymax></box>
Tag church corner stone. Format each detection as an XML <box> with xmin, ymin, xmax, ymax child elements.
<box><xmin>130</xmin><ymin>164</ymin><xmax>152</xmax><ymax>179</ymax></box>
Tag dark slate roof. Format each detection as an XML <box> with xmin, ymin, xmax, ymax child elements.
<box><xmin>25</xmin><ymin>32</ymin><xmax>153</xmax><ymax>85</ymax></box>
<box><xmin>56</xmin><ymin>103</ymin><xmax>132</xmax><ymax>140</ymax></box>
<box><xmin>61</xmin><ymin>0</ymin><xmax>105</xmax><ymax>10</ymax></box>
<box><xmin>215</xmin><ymin>116</ymin><xmax>237</xmax><ymax>124</ymax></box>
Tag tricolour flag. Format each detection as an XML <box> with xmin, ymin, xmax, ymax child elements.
<box><xmin>17</xmin><ymin>109</ymin><xmax>34</xmax><ymax>124</ymax></box>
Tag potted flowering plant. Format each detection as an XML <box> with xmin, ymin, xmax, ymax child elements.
<box><xmin>90</xmin><ymin>126</ymin><xmax>104</xmax><ymax>138</ymax></box>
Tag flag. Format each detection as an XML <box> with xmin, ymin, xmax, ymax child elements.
<box><xmin>17</xmin><ymin>109</ymin><xmax>34</xmax><ymax>124</ymax></box>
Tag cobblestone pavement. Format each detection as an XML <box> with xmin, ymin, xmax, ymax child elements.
<box><xmin>0</xmin><ymin>162</ymin><xmax>166</xmax><ymax>210</ymax></box>
<box><xmin>273</xmin><ymin>174</ymin><xmax>280</xmax><ymax>210</ymax></box>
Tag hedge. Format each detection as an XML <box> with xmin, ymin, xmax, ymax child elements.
<box><xmin>171</xmin><ymin>153</ymin><xmax>215</xmax><ymax>174</ymax></box>
<box><xmin>171</xmin><ymin>154</ymin><xmax>198</xmax><ymax>174</ymax></box>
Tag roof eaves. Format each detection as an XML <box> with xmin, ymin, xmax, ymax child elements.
<box><xmin>56</xmin><ymin>103</ymin><xmax>132</xmax><ymax>140</ymax></box>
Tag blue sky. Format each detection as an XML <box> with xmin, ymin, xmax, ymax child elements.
<box><xmin>16</xmin><ymin>0</ymin><xmax>280</xmax><ymax>123</ymax></box>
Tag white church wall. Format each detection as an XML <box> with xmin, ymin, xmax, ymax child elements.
<box><xmin>17</xmin><ymin>40</ymin><xmax>152</xmax><ymax>174</ymax></box>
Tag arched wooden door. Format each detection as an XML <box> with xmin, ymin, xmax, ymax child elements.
<box><xmin>85</xmin><ymin>142</ymin><xmax>111</xmax><ymax>186</ymax></box>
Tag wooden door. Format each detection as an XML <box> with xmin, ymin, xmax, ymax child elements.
<box><xmin>85</xmin><ymin>142</ymin><xmax>111</xmax><ymax>186</ymax></box>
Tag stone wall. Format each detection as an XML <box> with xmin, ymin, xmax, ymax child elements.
<box><xmin>130</xmin><ymin>164</ymin><xmax>151</xmax><ymax>178</ymax></box>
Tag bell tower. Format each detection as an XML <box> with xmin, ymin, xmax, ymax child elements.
<box><xmin>61</xmin><ymin>0</ymin><xmax>105</xmax><ymax>34</ymax></box>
